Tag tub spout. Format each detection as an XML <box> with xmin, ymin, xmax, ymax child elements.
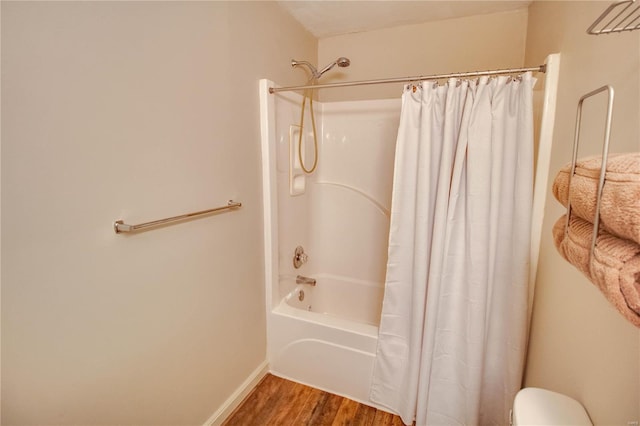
<box><xmin>296</xmin><ymin>275</ymin><xmax>316</xmax><ymax>286</ymax></box>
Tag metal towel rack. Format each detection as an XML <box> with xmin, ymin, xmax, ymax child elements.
<box><xmin>114</xmin><ymin>200</ymin><xmax>242</xmax><ymax>234</ymax></box>
<box><xmin>588</xmin><ymin>0</ymin><xmax>640</xmax><ymax>34</ymax></box>
<box><xmin>564</xmin><ymin>86</ymin><xmax>615</xmax><ymax>265</ymax></box>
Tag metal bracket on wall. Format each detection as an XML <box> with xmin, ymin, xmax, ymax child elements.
<box><xmin>587</xmin><ymin>0</ymin><xmax>640</xmax><ymax>35</ymax></box>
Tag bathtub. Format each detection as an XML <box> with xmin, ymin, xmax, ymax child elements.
<box><xmin>267</xmin><ymin>274</ymin><xmax>384</xmax><ymax>405</ymax></box>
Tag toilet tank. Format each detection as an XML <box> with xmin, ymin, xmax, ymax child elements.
<box><xmin>512</xmin><ymin>388</ymin><xmax>592</xmax><ymax>425</ymax></box>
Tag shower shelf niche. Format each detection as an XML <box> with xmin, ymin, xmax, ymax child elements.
<box><xmin>289</xmin><ymin>124</ymin><xmax>306</xmax><ymax>196</ymax></box>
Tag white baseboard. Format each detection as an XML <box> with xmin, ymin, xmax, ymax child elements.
<box><xmin>203</xmin><ymin>360</ymin><xmax>269</xmax><ymax>426</ymax></box>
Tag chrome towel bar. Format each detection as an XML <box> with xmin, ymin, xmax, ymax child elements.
<box><xmin>114</xmin><ymin>200</ymin><xmax>242</xmax><ymax>234</ymax></box>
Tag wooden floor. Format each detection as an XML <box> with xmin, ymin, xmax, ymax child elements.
<box><xmin>223</xmin><ymin>374</ymin><xmax>407</xmax><ymax>426</ymax></box>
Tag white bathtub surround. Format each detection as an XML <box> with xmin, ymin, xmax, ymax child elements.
<box><xmin>370</xmin><ymin>74</ymin><xmax>536</xmax><ymax>425</ymax></box>
<box><xmin>259</xmin><ymin>80</ymin><xmax>400</xmax><ymax>405</ymax></box>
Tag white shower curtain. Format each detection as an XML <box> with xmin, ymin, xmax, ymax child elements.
<box><xmin>370</xmin><ymin>73</ymin><xmax>535</xmax><ymax>426</ymax></box>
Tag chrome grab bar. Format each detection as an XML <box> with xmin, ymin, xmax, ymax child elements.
<box><xmin>114</xmin><ymin>200</ymin><xmax>242</xmax><ymax>234</ymax></box>
<box><xmin>296</xmin><ymin>275</ymin><xmax>316</xmax><ymax>286</ymax></box>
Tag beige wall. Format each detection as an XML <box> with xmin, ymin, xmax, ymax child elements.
<box><xmin>524</xmin><ymin>2</ymin><xmax>640</xmax><ymax>424</ymax></box>
<box><xmin>317</xmin><ymin>8</ymin><xmax>529</xmax><ymax>102</ymax></box>
<box><xmin>4</xmin><ymin>1</ymin><xmax>639</xmax><ymax>424</ymax></box>
<box><xmin>1</xmin><ymin>2</ymin><xmax>315</xmax><ymax>425</ymax></box>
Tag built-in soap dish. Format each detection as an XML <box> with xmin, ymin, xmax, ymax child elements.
<box><xmin>289</xmin><ymin>124</ymin><xmax>305</xmax><ymax>196</ymax></box>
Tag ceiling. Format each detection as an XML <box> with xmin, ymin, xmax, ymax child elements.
<box><xmin>278</xmin><ymin>1</ymin><xmax>532</xmax><ymax>38</ymax></box>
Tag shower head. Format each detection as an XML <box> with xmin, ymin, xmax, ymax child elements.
<box><xmin>291</xmin><ymin>57</ymin><xmax>351</xmax><ymax>80</ymax></box>
<box><xmin>317</xmin><ymin>56</ymin><xmax>351</xmax><ymax>78</ymax></box>
<box><xmin>336</xmin><ymin>57</ymin><xmax>351</xmax><ymax>67</ymax></box>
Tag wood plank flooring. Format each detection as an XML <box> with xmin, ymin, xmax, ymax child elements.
<box><xmin>223</xmin><ymin>374</ymin><xmax>407</xmax><ymax>426</ymax></box>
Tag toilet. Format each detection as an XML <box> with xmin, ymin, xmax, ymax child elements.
<box><xmin>511</xmin><ymin>388</ymin><xmax>593</xmax><ymax>425</ymax></box>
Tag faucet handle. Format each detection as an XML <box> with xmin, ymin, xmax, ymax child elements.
<box><xmin>293</xmin><ymin>246</ymin><xmax>308</xmax><ymax>269</ymax></box>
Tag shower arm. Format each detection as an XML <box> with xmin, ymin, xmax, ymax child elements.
<box><xmin>291</xmin><ymin>60</ymin><xmax>321</xmax><ymax>80</ymax></box>
<box><xmin>317</xmin><ymin>61</ymin><xmax>338</xmax><ymax>77</ymax></box>
<box><xmin>292</xmin><ymin>57</ymin><xmax>351</xmax><ymax>81</ymax></box>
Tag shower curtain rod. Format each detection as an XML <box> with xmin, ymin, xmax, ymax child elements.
<box><xmin>269</xmin><ymin>64</ymin><xmax>546</xmax><ymax>94</ymax></box>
